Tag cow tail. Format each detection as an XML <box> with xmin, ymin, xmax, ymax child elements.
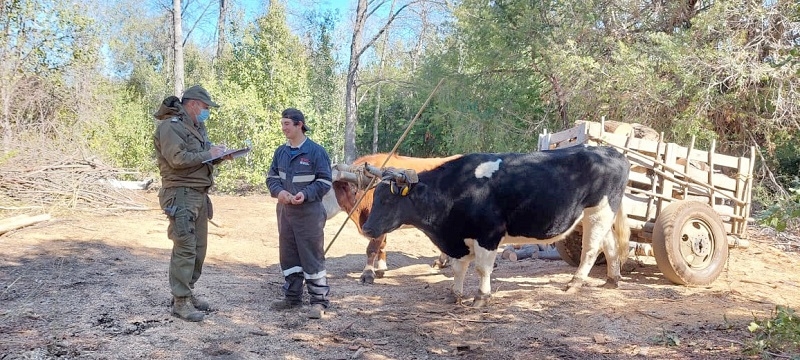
<box><xmin>613</xmin><ymin>203</ymin><xmax>630</xmax><ymax>266</ymax></box>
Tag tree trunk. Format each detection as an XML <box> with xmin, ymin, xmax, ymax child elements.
<box><xmin>344</xmin><ymin>0</ymin><xmax>410</xmax><ymax>163</ymax></box>
<box><xmin>173</xmin><ymin>0</ymin><xmax>184</xmax><ymax>95</ymax></box>
<box><xmin>411</xmin><ymin>5</ymin><xmax>427</xmax><ymax>72</ymax></box>
<box><xmin>344</xmin><ymin>0</ymin><xmax>367</xmax><ymax>163</ymax></box>
<box><xmin>216</xmin><ymin>0</ymin><xmax>227</xmax><ymax>60</ymax></box>
<box><xmin>344</xmin><ymin>67</ymin><xmax>359</xmax><ymax>163</ymax></box>
<box><xmin>372</xmin><ymin>84</ymin><xmax>381</xmax><ymax>154</ymax></box>
<box><xmin>372</xmin><ymin>0</ymin><xmax>396</xmax><ymax>154</ymax></box>
<box><xmin>548</xmin><ymin>73</ymin><xmax>569</xmax><ymax>130</ymax></box>
<box><xmin>1</xmin><ymin>86</ymin><xmax>10</xmax><ymax>151</ymax></box>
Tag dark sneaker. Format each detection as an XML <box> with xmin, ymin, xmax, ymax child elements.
<box><xmin>270</xmin><ymin>299</ymin><xmax>302</xmax><ymax>311</ymax></box>
<box><xmin>307</xmin><ymin>304</ymin><xmax>325</xmax><ymax>319</ymax></box>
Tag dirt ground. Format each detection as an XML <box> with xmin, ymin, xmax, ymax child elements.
<box><xmin>1</xmin><ymin>190</ymin><xmax>799</xmax><ymax>360</ymax></box>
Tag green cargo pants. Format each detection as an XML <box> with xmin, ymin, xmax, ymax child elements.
<box><xmin>159</xmin><ymin>187</ymin><xmax>209</xmax><ymax>297</ymax></box>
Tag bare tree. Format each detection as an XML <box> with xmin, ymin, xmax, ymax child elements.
<box><xmin>173</xmin><ymin>0</ymin><xmax>184</xmax><ymax>95</ymax></box>
<box><xmin>409</xmin><ymin>4</ymin><xmax>429</xmax><ymax>72</ymax></box>
<box><xmin>0</xmin><ymin>1</ymin><xmax>83</xmax><ymax>150</ymax></box>
<box><xmin>372</xmin><ymin>0</ymin><xmax>397</xmax><ymax>154</ymax></box>
<box><xmin>216</xmin><ymin>0</ymin><xmax>227</xmax><ymax>59</ymax></box>
<box><xmin>344</xmin><ymin>0</ymin><xmax>415</xmax><ymax>163</ymax></box>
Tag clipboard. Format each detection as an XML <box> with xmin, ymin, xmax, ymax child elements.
<box><xmin>203</xmin><ymin>146</ymin><xmax>252</xmax><ymax>164</ymax></box>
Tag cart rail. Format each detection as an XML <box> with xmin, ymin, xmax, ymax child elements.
<box><xmin>539</xmin><ymin>120</ymin><xmax>755</xmax><ymax>246</ymax></box>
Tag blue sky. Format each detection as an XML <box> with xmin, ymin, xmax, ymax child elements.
<box><xmin>181</xmin><ymin>0</ymin><xmax>356</xmax><ymax>51</ymax></box>
<box><xmin>232</xmin><ymin>0</ymin><xmax>358</xmax><ymax>63</ymax></box>
<box><xmin>238</xmin><ymin>0</ymin><xmax>353</xmax><ymax>23</ymax></box>
<box><xmin>99</xmin><ymin>0</ymin><xmax>359</xmax><ymax>78</ymax></box>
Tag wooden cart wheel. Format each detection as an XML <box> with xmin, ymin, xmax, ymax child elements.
<box><xmin>555</xmin><ymin>232</ymin><xmax>606</xmax><ymax>267</ymax></box>
<box><xmin>652</xmin><ymin>201</ymin><xmax>728</xmax><ymax>285</ymax></box>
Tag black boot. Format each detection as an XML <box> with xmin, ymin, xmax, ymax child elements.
<box><xmin>271</xmin><ymin>273</ymin><xmax>304</xmax><ymax>311</ymax></box>
<box><xmin>306</xmin><ymin>277</ymin><xmax>330</xmax><ymax>308</ymax></box>
<box><xmin>270</xmin><ymin>298</ymin><xmax>302</xmax><ymax>311</ymax></box>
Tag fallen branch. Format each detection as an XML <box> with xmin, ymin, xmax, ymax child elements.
<box><xmin>2</xmin><ymin>276</ymin><xmax>22</xmax><ymax>294</ymax></box>
<box><xmin>718</xmin><ymin>338</ymin><xmax>744</xmax><ymax>345</ymax></box>
<box><xmin>719</xmin><ymin>339</ymin><xmax>796</xmax><ymax>359</ymax></box>
<box><xmin>0</xmin><ymin>214</ymin><xmax>51</xmax><ymax>235</ymax></box>
<box><xmin>738</xmin><ymin>279</ymin><xmax>777</xmax><ymax>288</ymax></box>
<box><xmin>414</xmin><ymin>313</ymin><xmax>500</xmax><ymax>324</ymax></box>
<box><xmin>636</xmin><ymin>310</ymin><xmax>666</xmax><ymax>319</ymax></box>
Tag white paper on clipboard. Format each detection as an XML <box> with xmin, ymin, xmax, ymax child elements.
<box><xmin>203</xmin><ymin>146</ymin><xmax>251</xmax><ymax>164</ymax></box>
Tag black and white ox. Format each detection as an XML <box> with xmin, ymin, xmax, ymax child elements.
<box><xmin>358</xmin><ymin>145</ymin><xmax>631</xmax><ymax>307</ymax></box>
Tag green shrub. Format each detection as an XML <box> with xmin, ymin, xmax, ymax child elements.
<box><xmin>202</xmin><ymin>81</ymin><xmax>286</xmax><ymax>193</ymax></box>
<box><xmin>757</xmin><ymin>177</ymin><xmax>800</xmax><ymax>232</ymax></box>
<box><xmin>85</xmin><ymin>87</ymin><xmax>158</xmax><ymax>179</ymax></box>
<box><xmin>746</xmin><ymin>306</ymin><xmax>800</xmax><ymax>357</ymax></box>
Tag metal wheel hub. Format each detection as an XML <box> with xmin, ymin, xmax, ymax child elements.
<box><xmin>690</xmin><ymin>234</ymin><xmax>711</xmax><ymax>257</ymax></box>
<box><xmin>679</xmin><ymin>220</ymin><xmax>714</xmax><ymax>267</ymax></box>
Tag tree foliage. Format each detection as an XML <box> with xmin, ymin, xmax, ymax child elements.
<box><xmin>85</xmin><ymin>83</ymin><xmax>158</xmax><ymax>176</ymax></box>
<box><xmin>303</xmin><ymin>8</ymin><xmax>345</xmax><ymax>163</ymax></box>
<box><xmin>2</xmin><ymin>0</ymin><xmax>800</xmax><ymax>231</ymax></box>
<box><xmin>0</xmin><ymin>0</ymin><xmax>99</xmax><ymax>149</ymax></box>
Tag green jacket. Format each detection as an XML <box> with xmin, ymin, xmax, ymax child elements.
<box><xmin>153</xmin><ymin>96</ymin><xmax>215</xmax><ymax>189</ymax></box>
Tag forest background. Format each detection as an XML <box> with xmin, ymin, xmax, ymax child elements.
<box><xmin>1</xmin><ymin>0</ymin><xmax>799</xmax><ymax>230</ymax></box>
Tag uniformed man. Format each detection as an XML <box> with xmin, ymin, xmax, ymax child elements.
<box><xmin>267</xmin><ymin>108</ymin><xmax>333</xmax><ymax>319</ymax></box>
<box><xmin>153</xmin><ymin>85</ymin><xmax>228</xmax><ymax>322</ymax></box>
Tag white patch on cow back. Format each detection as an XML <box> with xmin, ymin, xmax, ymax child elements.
<box><xmin>474</xmin><ymin>159</ymin><xmax>502</xmax><ymax>179</ymax></box>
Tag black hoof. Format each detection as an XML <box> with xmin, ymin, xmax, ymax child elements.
<box><xmin>445</xmin><ymin>293</ymin><xmax>462</xmax><ymax>305</ymax></box>
<box><xmin>471</xmin><ymin>294</ymin><xmax>491</xmax><ymax>308</ymax></box>
<box><xmin>564</xmin><ymin>280</ymin><xmax>584</xmax><ymax>294</ymax></box>
<box><xmin>601</xmin><ymin>278</ymin><xmax>620</xmax><ymax>289</ymax></box>
<box><xmin>359</xmin><ymin>271</ymin><xmax>376</xmax><ymax>285</ymax></box>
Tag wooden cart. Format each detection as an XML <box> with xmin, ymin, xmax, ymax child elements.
<box><xmin>538</xmin><ymin>121</ymin><xmax>756</xmax><ymax>285</ymax></box>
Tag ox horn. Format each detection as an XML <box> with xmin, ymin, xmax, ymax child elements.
<box><xmin>404</xmin><ymin>169</ymin><xmax>419</xmax><ymax>183</ymax></box>
<box><xmin>388</xmin><ymin>168</ymin><xmax>418</xmax><ymax>184</ymax></box>
<box><xmin>332</xmin><ymin>164</ymin><xmax>380</xmax><ymax>190</ymax></box>
<box><xmin>332</xmin><ymin>163</ymin><xmax>360</xmax><ymax>175</ymax></box>
<box><xmin>363</xmin><ymin>164</ymin><xmax>384</xmax><ymax>178</ymax></box>
<box><xmin>331</xmin><ymin>167</ymin><xmax>360</xmax><ymax>183</ymax></box>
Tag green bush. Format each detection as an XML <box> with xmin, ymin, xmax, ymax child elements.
<box><xmin>202</xmin><ymin>81</ymin><xmax>287</xmax><ymax>193</ymax></box>
<box><xmin>746</xmin><ymin>306</ymin><xmax>800</xmax><ymax>357</ymax></box>
<box><xmin>757</xmin><ymin>177</ymin><xmax>800</xmax><ymax>232</ymax></box>
<box><xmin>85</xmin><ymin>86</ymin><xmax>158</xmax><ymax>179</ymax></box>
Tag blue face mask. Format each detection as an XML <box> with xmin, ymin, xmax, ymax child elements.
<box><xmin>197</xmin><ymin>109</ymin><xmax>210</xmax><ymax>123</ymax></box>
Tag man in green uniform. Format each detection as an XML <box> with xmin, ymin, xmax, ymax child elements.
<box><xmin>153</xmin><ymin>85</ymin><xmax>228</xmax><ymax>322</ymax></box>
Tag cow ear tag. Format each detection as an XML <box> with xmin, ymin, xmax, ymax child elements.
<box><xmin>390</xmin><ymin>181</ymin><xmax>409</xmax><ymax>196</ymax></box>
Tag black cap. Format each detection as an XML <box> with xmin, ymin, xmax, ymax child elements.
<box><xmin>182</xmin><ymin>85</ymin><xmax>219</xmax><ymax>107</ymax></box>
<box><xmin>282</xmin><ymin>108</ymin><xmax>310</xmax><ymax>131</ymax></box>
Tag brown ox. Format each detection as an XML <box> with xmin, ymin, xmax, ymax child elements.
<box><xmin>323</xmin><ymin>153</ymin><xmax>461</xmax><ymax>284</ymax></box>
